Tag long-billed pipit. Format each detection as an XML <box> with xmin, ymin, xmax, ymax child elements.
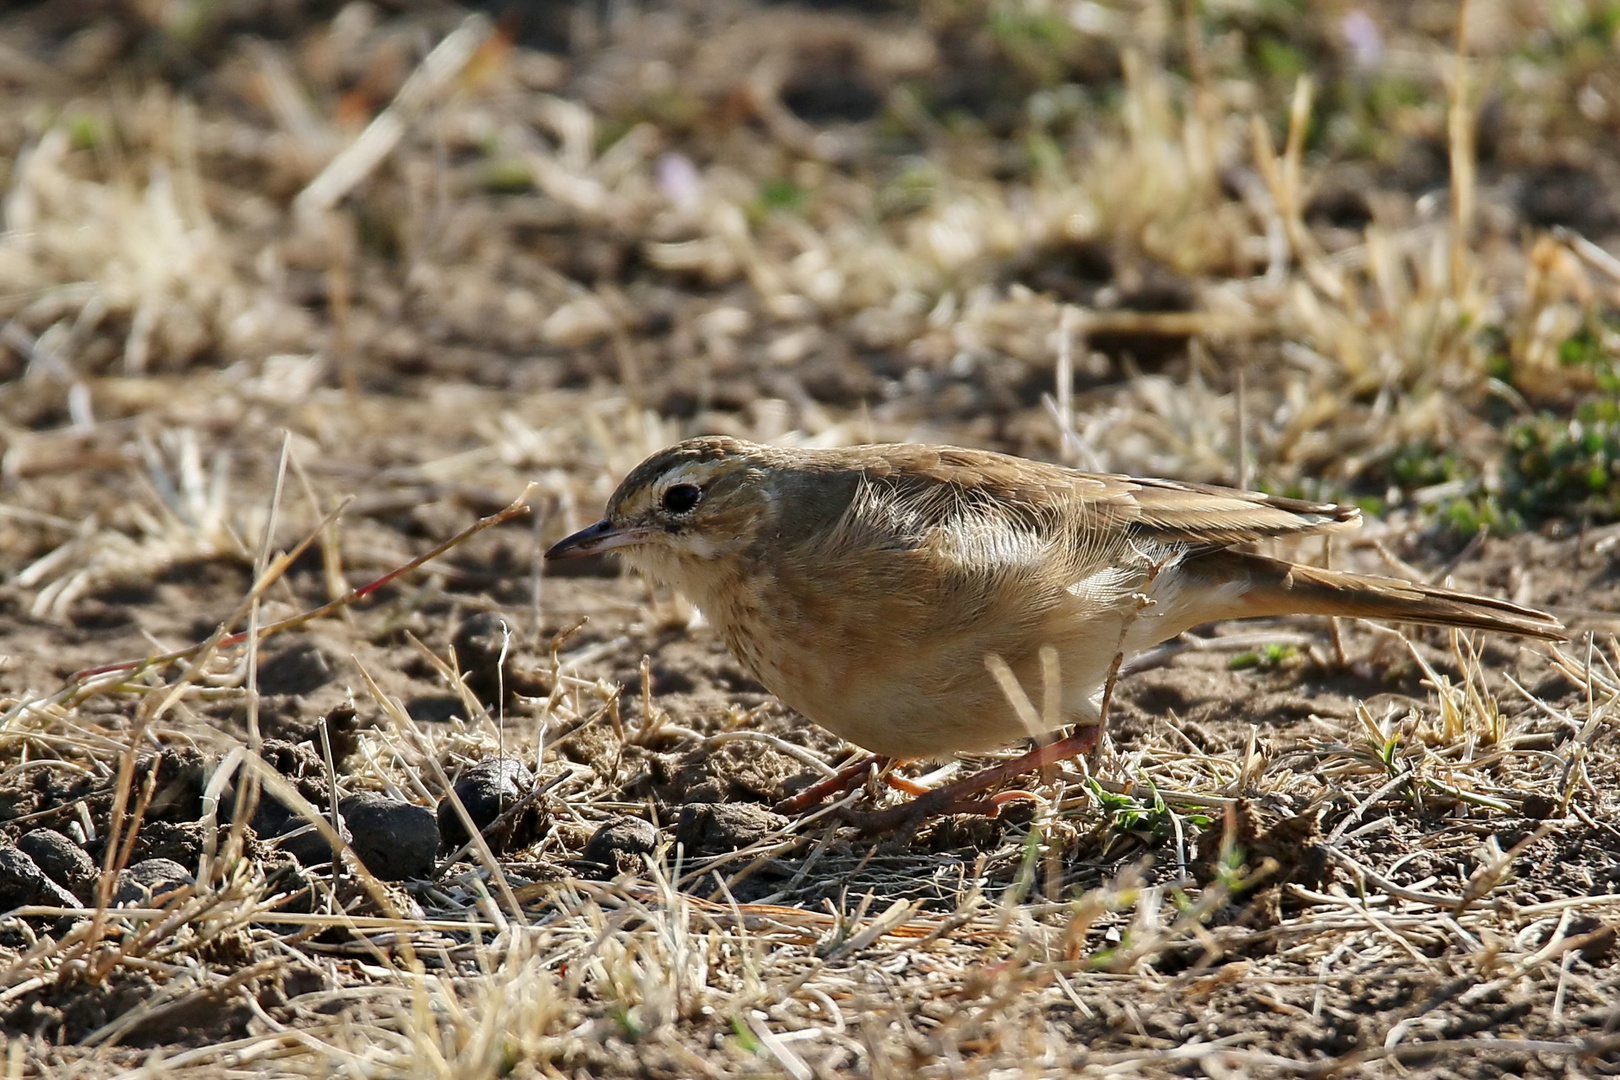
<box><xmin>547</xmin><ymin>437</ymin><xmax>1566</xmax><ymax>823</ymax></box>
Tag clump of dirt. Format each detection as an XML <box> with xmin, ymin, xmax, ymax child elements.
<box><xmin>631</xmin><ymin>739</ymin><xmax>807</xmax><ymax>807</ymax></box>
<box><xmin>1191</xmin><ymin>799</ymin><xmax>1330</xmax><ymax>925</ymax></box>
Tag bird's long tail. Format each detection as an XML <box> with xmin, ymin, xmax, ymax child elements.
<box><xmin>1187</xmin><ymin>550</ymin><xmax>1567</xmax><ymax>640</ymax></box>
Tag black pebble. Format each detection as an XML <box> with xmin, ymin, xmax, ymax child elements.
<box><xmin>113</xmin><ymin>858</ymin><xmax>194</xmax><ymax>906</ymax></box>
<box><xmin>339</xmin><ymin>792</ymin><xmax>440</xmax><ymax>880</ymax></box>
<box><xmin>582</xmin><ymin>816</ymin><xmax>659</xmax><ymax>877</ymax></box>
<box><xmin>438</xmin><ymin>758</ymin><xmax>543</xmax><ymax>854</ymax></box>
<box><xmin>0</xmin><ymin>846</ymin><xmax>82</xmax><ymax>913</ymax></box>
<box><xmin>16</xmin><ymin>829</ymin><xmax>96</xmax><ymax>902</ymax></box>
<box><xmin>273</xmin><ymin>816</ymin><xmax>347</xmax><ymax>870</ymax></box>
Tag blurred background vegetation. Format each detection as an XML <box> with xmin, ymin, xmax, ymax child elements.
<box><xmin>1</xmin><ymin>0</ymin><xmax>1617</xmax><ymax>548</ymax></box>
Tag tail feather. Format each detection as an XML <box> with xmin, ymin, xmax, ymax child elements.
<box><xmin>1189</xmin><ymin>550</ymin><xmax>1568</xmax><ymax>641</ymax></box>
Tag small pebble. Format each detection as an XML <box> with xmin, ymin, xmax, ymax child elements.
<box><xmin>113</xmin><ymin>858</ymin><xmax>194</xmax><ymax>907</ymax></box>
<box><xmin>0</xmin><ymin>847</ymin><xmax>82</xmax><ymax>912</ymax></box>
<box><xmin>16</xmin><ymin>829</ymin><xmax>97</xmax><ymax>901</ymax></box>
<box><xmin>272</xmin><ymin>817</ymin><xmax>346</xmax><ymax>869</ymax></box>
<box><xmin>583</xmin><ymin>816</ymin><xmax>660</xmax><ymax>877</ymax></box>
<box><xmin>339</xmin><ymin>792</ymin><xmax>440</xmax><ymax>880</ymax></box>
<box><xmin>438</xmin><ymin>757</ymin><xmax>543</xmax><ymax>854</ymax></box>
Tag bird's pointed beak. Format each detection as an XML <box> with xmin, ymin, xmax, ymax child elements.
<box><xmin>545</xmin><ymin>518</ymin><xmax>647</xmax><ymax>561</ymax></box>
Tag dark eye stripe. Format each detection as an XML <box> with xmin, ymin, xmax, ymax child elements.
<box><xmin>662</xmin><ymin>483</ymin><xmax>702</xmax><ymax>514</ymax></box>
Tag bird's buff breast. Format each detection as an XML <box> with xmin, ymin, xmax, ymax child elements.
<box><xmin>696</xmin><ymin>561</ymin><xmax>1121</xmax><ymax>760</ymax></box>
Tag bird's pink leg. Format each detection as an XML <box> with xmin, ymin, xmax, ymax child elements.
<box><xmin>882</xmin><ymin>771</ymin><xmax>934</xmax><ymax>796</ymax></box>
<box><xmin>774</xmin><ymin>753</ymin><xmax>892</xmax><ymax>814</ymax></box>
<box><xmin>838</xmin><ymin>724</ymin><xmax>1103</xmax><ymax>833</ymax></box>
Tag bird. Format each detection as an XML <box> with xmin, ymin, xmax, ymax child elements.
<box><xmin>546</xmin><ymin>436</ymin><xmax>1567</xmax><ymax>820</ymax></box>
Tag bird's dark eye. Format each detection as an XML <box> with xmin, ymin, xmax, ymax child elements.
<box><xmin>661</xmin><ymin>483</ymin><xmax>702</xmax><ymax>515</ymax></box>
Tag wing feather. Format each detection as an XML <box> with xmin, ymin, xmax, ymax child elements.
<box><xmin>819</xmin><ymin>444</ymin><xmax>1360</xmax><ymax>549</ymax></box>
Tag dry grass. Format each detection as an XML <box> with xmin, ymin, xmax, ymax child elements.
<box><xmin>0</xmin><ymin>0</ymin><xmax>1617</xmax><ymax>1076</ymax></box>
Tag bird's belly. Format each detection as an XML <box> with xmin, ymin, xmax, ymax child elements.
<box><xmin>715</xmin><ymin>583</ymin><xmax>1127</xmax><ymax>759</ymax></box>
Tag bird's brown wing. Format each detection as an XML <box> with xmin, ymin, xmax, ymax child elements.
<box><xmin>829</xmin><ymin>443</ymin><xmax>1359</xmax><ymax>549</ymax></box>
<box><xmin>819</xmin><ymin>443</ymin><xmax>1564</xmax><ymax>644</ymax></box>
<box><xmin>1089</xmin><ymin>475</ymin><xmax>1360</xmax><ymax>546</ymax></box>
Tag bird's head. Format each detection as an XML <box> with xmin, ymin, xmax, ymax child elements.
<box><xmin>545</xmin><ymin>436</ymin><xmax>777</xmax><ymax>587</ymax></box>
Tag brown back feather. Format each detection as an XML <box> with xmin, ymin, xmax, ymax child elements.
<box><xmin>793</xmin><ymin>442</ymin><xmax>1360</xmax><ymax>546</ymax></box>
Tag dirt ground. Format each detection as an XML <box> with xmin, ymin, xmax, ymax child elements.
<box><xmin>1</xmin><ymin>0</ymin><xmax>1619</xmax><ymax>1076</ymax></box>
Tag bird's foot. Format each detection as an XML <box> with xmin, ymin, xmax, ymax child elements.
<box><xmin>835</xmin><ymin>725</ymin><xmax>1103</xmax><ymax>835</ymax></box>
<box><xmin>773</xmin><ymin>753</ymin><xmax>893</xmax><ymax>815</ymax></box>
